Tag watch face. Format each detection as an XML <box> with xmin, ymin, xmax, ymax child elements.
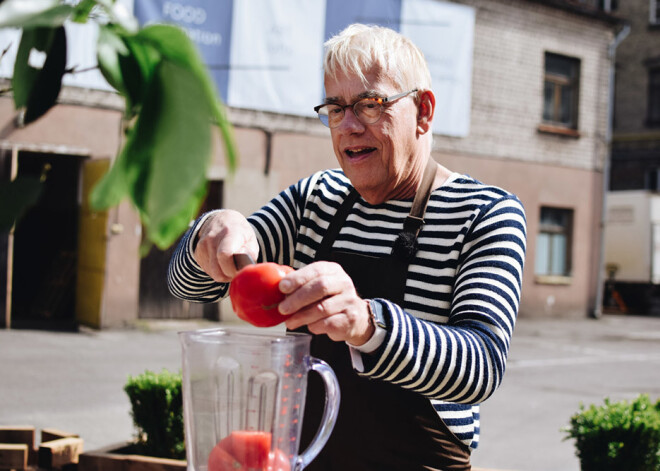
<box><xmin>369</xmin><ymin>300</ymin><xmax>386</xmax><ymax>328</ymax></box>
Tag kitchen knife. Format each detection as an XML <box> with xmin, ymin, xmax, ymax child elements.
<box><xmin>233</xmin><ymin>253</ymin><xmax>256</xmax><ymax>271</ymax></box>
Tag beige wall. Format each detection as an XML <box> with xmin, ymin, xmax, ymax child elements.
<box><xmin>445</xmin><ymin>0</ymin><xmax>613</xmax><ymax>172</ymax></box>
<box><xmin>435</xmin><ymin>150</ymin><xmax>603</xmax><ymax>318</ymax></box>
<box><xmin>0</xmin><ymin>99</ymin><xmax>121</xmax><ymax>157</ymax></box>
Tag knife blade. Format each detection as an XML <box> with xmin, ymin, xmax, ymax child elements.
<box><xmin>233</xmin><ymin>253</ymin><xmax>256</xmax><ymax>271</ymax></box>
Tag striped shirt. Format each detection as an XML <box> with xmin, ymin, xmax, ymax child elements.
<box><xmin>168</xmin><ymin>169</ymin><xmax>527</xmax><ymax>449</ymax></box>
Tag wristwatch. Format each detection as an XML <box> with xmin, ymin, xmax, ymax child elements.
<box><xmin>367</xmin><ymin>300</ymin><xmax>387</xmax><ymax>329</ymax></box>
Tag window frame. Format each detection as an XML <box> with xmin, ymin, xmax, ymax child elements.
<box><xmin>535</xmin><ymin>206</ymin><xmax>574</xmax><ymax>283</ymax></box>
<box><xmin>651</xmin><ymin>0</ymin><xmax>660</xmax><ymax>25</ymax></box>
<box><xmin>541</xmin><ymin>52</ymin><xmax>581</xmax><ymax>134</ymax></box>
<box><xmin>647</xmin><ymin>66</ymin><xmax>660</xmax><ymax>127</ymax></box>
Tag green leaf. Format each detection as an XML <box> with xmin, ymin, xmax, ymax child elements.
<box><xmin>0</xmin><ymin>176</ymin><xmax>43</xmax><ymax>232</ymax></box>
<box><xmin>92</xmin><ymin>60</ymin><xmax>213</xmax><ymax>249</ymax></box>
<box><xmin>0</xmin><ymin>0</ymin><xmax>73</xmax><ymax>29</ymax></box>
<box><xmin>148</xmin><ymin>173</ymin><xmax>208</xmax><ymax>250</ymax></box>
<box><xmin>12</xmin><ymin>27</ymin><xmax>56</xmax><ymax>108</ymax></box>
<box><xmin>92</xmin><ymin>22</ymin><xmax>238</xmax><ymax>249</ymax></box>
<box><xmin>96</xmin><ymin>25</ymin><xmax>130</xmax><ymax>95</ymax></box>
<box><xmin>23</xmin><ymin>25</ymin><xmax>66</xmax><ymax>124</ymax></box>
<box><xmin>94</xmin><ymin>0</ymin><xmax>138</xmax><ymax>34</ymax></box>
<box><xmin>88</xmin><ymin>143</ymin><xmax>131</xmax><ymax>210</ymax></box>
<box><xmin>122</xmin><ymin>33</ymin><xmax>161</xmax><ymax>111</ymax></box>
<box><xmin>142</xmin><ymin>61</ymin><xmax>211</xmax><ymax>226</ymax></box>
<box><xmin>136</xmin><ymin>24</ymin><xmax>237</xmax><ymax>173</ymax></box>
<box><xmin>12</xmin><ymin>26</ymin><xmax>66</xmax><ymax>123</ymax></box>
<box><xmin>72</xmin><ymin>0</ymin><xmax>97</xmax><ymax>23</ymax></box>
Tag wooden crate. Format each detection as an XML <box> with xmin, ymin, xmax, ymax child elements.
<box><xmin>78</xmin><ymin>442</ymin><xmax>186</xmax><ymax>471</ymax></box>
<box><xmin>0</xmin><ymin>426</ymin><xmax>82</xmax><ymax>470</ymax></box>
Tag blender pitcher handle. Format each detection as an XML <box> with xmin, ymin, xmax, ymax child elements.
<box><xmin>295</xmin><ymin>357</ymin><xmax>340</xmax><ymax>471</ymax></box>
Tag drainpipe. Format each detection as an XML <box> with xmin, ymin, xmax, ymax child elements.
<box><xmin>592</xmin><ymin>22</ymin><xmax>630</xmax><ymax>319</ymax></box>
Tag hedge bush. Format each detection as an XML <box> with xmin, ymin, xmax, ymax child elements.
<box><xmin>563</xmin><ymin>394</ymin><xmax>660</xmax><ymax>471</ymax></box>
<box><xmin>124</xmin><ymin>369</ymin><xmax>185</xmax><ymax>460</ymax></box>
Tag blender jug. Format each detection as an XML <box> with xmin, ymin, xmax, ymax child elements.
<box><xmin>179</xmin><ymin>328</ymin><xmax>340</xmax><ymax>471</ymax></box>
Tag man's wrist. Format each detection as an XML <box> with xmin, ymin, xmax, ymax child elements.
<box><xmin>191</xmin><ymin>210</ymin><xmax>222</xmax><ymax>253</ymax></box>
<box><xmin>347</xmin><ymin>300</ymin><xmax>387</xmax><ymax>354</ymax></box>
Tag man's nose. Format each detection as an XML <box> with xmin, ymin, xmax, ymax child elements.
<box><xmin>337</xmin><ymin>107</ymin><xmax>365</xmax><ymax>133</ymax></box>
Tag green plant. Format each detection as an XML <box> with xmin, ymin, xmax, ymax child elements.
<box><xmin>124</xmin><ymin>369</ymin><xmax>185</xmax><ymax>460</ymax></box>
<box><xmin>563</xmin><ymin>394</ymin><xmax>660</xmax><ymax>471</ymax></box>
<box><xmin>0</xmin><ymin>0</ymin><xmax>237</xmax><ymax>250</ymax></box>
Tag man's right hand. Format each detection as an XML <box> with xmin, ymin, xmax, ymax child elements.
<box><xmin>193</xmin><ymin>210</ymin><xmax>259</xmax><ymax>283</ymax></box>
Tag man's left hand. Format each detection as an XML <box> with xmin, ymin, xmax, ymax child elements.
<box><xmin>278</xmin><ymin>261</ymin><xmax>374</xmax><ymax>346</ymax></box>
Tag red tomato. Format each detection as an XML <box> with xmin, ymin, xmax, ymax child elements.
<box><xmin>229</xmin><ymin>263</ymin><xmax>294</xmax><ymax>327</ymax></box>
<box><xmin>208</xmin><ymin>442</ymin><xmax>244</xmax><ymax>471</ymax></box>
<box><xmin>221</xmin><ymin>431</ymin><xmax>272</xmax><ymax>469</ymax></box>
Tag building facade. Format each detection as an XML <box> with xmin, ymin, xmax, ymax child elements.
<box><xmin>605</xmin><ymin>0</ymin><xmax>660</xmax><ymax>314</ymax></box>
<box><xmin>1</xmin><ymin>0</ymin><xmax>623</xmax><ymax>329</ymax></box>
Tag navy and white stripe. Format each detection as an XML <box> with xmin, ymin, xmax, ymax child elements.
<box><xmin>168</xmin><ymin>168</ymin><xmax>527</xmax><ymax>449</ymax></box>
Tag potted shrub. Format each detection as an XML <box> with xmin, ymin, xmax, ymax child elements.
<box><xmin>79</xmin><ymin>369</ymin><xmax>186</xmax><ymax>471</ymax></box>
<box><xmin>563</xmin><ymin>394</ymin><xmax>660</xmax><ymax>471</ymax></box>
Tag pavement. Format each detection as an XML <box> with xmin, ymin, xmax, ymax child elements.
<box><xmin>1</xmin><ymin>314</ymin><xmax>660</xmax><ymax>471</ymax></box>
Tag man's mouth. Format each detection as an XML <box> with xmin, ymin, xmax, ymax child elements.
<box><xmin>345</xmin><ymin>147</ymin><xmax>376</xmax><ymax>158</ymax></box>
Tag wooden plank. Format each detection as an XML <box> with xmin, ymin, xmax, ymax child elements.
<box><xmin>0</xmin><ymin>443</ymin><xmax>28</xmax><ymax>470</ymax></box>
<box><xmin>78</xmin><ymin>443</ymin><xmax>186</xmax><ymax>471</ymax></box>
<box><xmin>0</xmin><ymin>426</ymin><xmax>35</xmax><ymax>449</ymax></box>
<box><xmin>38</xmin><ymin>437</ymin><xmax>84</xmax><ymax>469</ymax></box>
<box><xmin>40</xmin><ymin>428</ymin><xmax>79</xmax><ymax>443</ymax></box>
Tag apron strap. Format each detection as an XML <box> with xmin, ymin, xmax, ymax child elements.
<box><xmin>316</xmin><ymin>188</ymin><xmax>360</xmax><ymax>258</ymax></box>
<box><xmin>392</xmin><ymin>159</ymin><xmax>437</xmax><ymax>261</ymax></box>
<box><xmin>404</xmin><ymin>158</ymin><xmax>437</xmax><ymax>236</ymax></box>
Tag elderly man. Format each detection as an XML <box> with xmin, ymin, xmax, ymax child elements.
<box><xmin>169</xmin><ymin>23</ymin><xmax>526</xmax><ymax>471</ymax></box>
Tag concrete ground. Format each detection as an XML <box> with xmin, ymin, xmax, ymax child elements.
<box><xmin>1</xmin><ymin>314</ymin><xmax>659</xmax><ymax>471</ymax></box>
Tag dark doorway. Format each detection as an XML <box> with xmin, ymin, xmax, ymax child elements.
<box><xmin>0</xmin><ymin>148</ymin><xmax>11</xmax><ymax>328</ymax></box>
<box><xmin>138</xmin><ymin>180</ymin><xmax>223</xmax><ymax>320</ymax></box>
<box><xmin>10</xmin><ymin>151</ymin><xmax>83</xmax><ymax>330</ymax></box>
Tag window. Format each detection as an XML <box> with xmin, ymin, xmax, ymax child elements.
<box><xmin>652</xmin><ymin>0</ymin><xmax>660</xmax><ymax>25</ymax></box>
<box><xmin>598</xmin><ymin>0</ymin><xmax>618</xmax><ymax>11</ymax></box>
<box><xmin>645</xmin><ymin>167</ymin><xmax>660</xmax><ymax>190</ymax></box>
<box><xmin>543</xmin><ymin>53</ymin><xmax>581</xmax><ymax>129</ymax></box>
<box><xmin>535</xmin><ymin>207</ymin><xmax>573</xmax><ymax>278</ymax></box>
<box><xmin>648</xmin><ymin>67</ymin><xmax>660</xmax><ymax>126</ymax></box>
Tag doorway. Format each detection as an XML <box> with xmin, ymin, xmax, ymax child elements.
<box><xmin>10</xmin><ymin>151</ymin><xmax>83</xmax><ymax>329</ymax></box>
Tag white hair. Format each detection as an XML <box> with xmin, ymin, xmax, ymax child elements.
<box><xmin>323</xmin><ymin>24</ymin><xmax>432</xmax><ymax>93</ymax></box>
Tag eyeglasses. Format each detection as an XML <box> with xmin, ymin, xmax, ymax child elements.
<box><xmin>314</xmin><ymin>89</ymin><xmax>418</xmax><ymax>128</ymax></box>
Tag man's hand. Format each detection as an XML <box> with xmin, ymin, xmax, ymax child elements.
<box><xmin>193</xmin><ymin>210</ymin><xmax>259</xmax><ymax>282</ymax></box>
<box><xmin>278</xmin><ymin>261</ymin><xmax>375</xmax><ymax>346</ymax></box>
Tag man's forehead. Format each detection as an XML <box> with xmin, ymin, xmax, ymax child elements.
<box><xmin>323</xmin><ymin>68</ymin><xmax>394</xmax><ymax>101</ymax></box>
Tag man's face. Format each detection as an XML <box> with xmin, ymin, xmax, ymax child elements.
<box><xmin>324</xmin><ymin>68</ymin><xmax>423</xmax><ymax>205</ymax></box>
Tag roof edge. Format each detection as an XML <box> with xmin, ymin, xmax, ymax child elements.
<box><xmin>523</xmin><ymin>0</ymin><xmax>627</xmax><ymax>26</ymax></box>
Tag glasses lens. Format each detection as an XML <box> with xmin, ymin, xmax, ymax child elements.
<box><xmin>354</xmin><ymin>99</ymin><xmax>382</xmax><ymax>124</ymax></box>
<box><xmin>317</xmin><ymin>104</ymin><xmax>344</xmax><ymax>128</ymax></box>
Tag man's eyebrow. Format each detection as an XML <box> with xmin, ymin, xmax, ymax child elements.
<box><xmin>358</xmin><ymin>90</ymin><xmax>382</xmax><ymax>99</ymax></box>
<box><xmin>323</xmin><ymin>90</ymin><xmax>383</xmax><ymax>104</ymax></box>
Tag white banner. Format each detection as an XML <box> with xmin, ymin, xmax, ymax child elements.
<box><xmin>402</xmin><ymin>0</ymin><xmax>475</xmax><ymax>137</ymax></box>
<box><xmin>0</xmin><ymin>0</ymin><xmax>475</xmax><ymax>136</ymax></box>
<box><xmin>227</xmin><ymin>0</ymin><xmax>326</xmax><ymax>117</ymax></box>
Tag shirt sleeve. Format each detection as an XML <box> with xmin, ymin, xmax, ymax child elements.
<box><xmin>167</xmin><ymin>210</ymin><xmax>228</xmax><ymax>302</ymax></box>
<box><xmin>167</xmin><ymin>175</ymin><xmax>315</xmax><ymax>302</ymax></box>
<box><xmin>357</xmin><ymin>195</ymin><xmax>527</xmax><ymax>405</ymax></box>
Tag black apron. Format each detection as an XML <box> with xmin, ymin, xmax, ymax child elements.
<box><xmin>298</xmin><ymin>161</ymin><xmax>472</xmax><ymax>471</ymax></box>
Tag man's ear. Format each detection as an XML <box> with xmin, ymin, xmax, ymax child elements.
<box><xmin>417</xmin><ymin>90</ymin><xmax>435</xmax><ymax>135</ymax></box>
